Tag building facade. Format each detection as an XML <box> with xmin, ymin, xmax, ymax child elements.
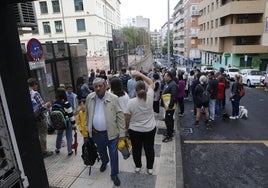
<box><xmin>172</xmin><ymin>0</ymin><xmax>201</xmax><ymax>66</ymax></box>
<box><xmin>121</xmin><ymin>15</ymin><xmax>150</xmax><ymax>32</ymax></box>
<box><xmin>19</xmin><ymin>0</ymin><xmax>121</xmax><ymax>57</ymax></box>
<box><xmin>198</xmin><ymin>0</ymin><xmax>268</xmax><ymax>71</ymax></box>
<box><xmin>150</xmin><ymin>29</ymin><xmax>161</xmax><ymax>55</ymax></box>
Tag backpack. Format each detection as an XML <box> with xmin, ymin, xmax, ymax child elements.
<box><xmin>50</xmin><ymin>103</ymin><xmax>67</xmax><ymax>130</ymax></box>
<box><xmin>81</xmin><ymin>137</ymin><xmax>99</xmax><ymax>175</ymax></box>
<box><xmin>239</xmin><ymin>85</ymin><xmax>245</xmax><ymax>97</ymax></box>
<box><xmin>199</xmin><ymin>84</ymin><xmax>210</xmax><ymax>103</ymax></box>
<box><xmin>30</xmin><ymin>91</ymin><xmax>42</xmax><ymax>118</ymax></box>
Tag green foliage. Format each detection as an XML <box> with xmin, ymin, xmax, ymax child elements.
<box><xmin>162</xmin><ymin>30</ymin><xmax>173</xmax><ymax>56</ymax></box>
<box><xmin>122</xmin><ymin>27</ymin><xmax>148</xmax><ymax>50</ymax></box>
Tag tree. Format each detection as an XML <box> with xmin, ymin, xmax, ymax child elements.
<box><xmin>162</xmin><ymin>30</ymin><xmax>173</xmax><ymax>56</ymax></box>
<box><xmin>122</xmin><ymin>27</ymin><xmax>149</xmax><ymax>53</ymax></box>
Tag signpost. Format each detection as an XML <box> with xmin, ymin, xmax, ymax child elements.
<box><xmin>27</xmin><ymin>38</ymin><xmax>43</xmax><ymax>61</ymax></box>
<box><xmin>27</xmin><ymin>38</ymin><xmax>45</xmax><ymax>69</ymax></box>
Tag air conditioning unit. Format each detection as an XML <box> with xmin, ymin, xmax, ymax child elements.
<box><xmin>13</xmin><ymin>2</ymin><xmax>37</xmax><ymax>27</ymax></box>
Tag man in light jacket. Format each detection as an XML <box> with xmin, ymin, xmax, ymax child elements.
<box><xmin>86</xmin><ymin>77</ymin><xmax>126</xmax><ymax>187</ymax></box>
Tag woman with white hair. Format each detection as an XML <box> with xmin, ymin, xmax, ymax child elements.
<box><xmin>193</xmin><ymin>74</ymin><xmax>210</xmax><ymax>127</ymax></box>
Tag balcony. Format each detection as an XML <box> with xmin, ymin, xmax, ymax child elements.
<box><xmin>198</xmin><ymin>23</ymin><xmax>263</xmax><ymax>39</ymax></box>
<box><xmin>229</xmin><ymin>45</ymin><xmax>268</xmax><ymax>54</ymax></box>
<box><xmin>218</xmin><ymin>23</ymin><xmax>263</xmax><ymax>37</ymax></box>
<box><xmin>219</xmin><ymin>0</ymin><xmax>265</xmax><ymax>17</ymax></box>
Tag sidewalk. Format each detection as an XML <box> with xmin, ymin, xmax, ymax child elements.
<box><xmin>44</xmin><ymin>115</ymin><xmax>183</xmax><ymax>188</ymax></box>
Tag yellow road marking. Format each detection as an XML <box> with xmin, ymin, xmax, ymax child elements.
<box><xmin>184</xmin><ymin>140</ymin><xmax>268</xmax><ymax>147</ymax></box>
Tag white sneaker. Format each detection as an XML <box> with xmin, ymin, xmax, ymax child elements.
<box><xmin>229</xmin><ymin>116</ymin><xmax>236</xmax><ymax>119</ymax></box>
<box><xmin>236</xmin><ymin>116</ymin><xmax>240</xmax><ymax>119</ymax></box>
<box><xmin>147</xmin><ymin>169</ymin><xmax>153</xmax><ymax>175</ymax></box>
<box><xmin>135</xmin><ymin>168</ymin><xmax>141</xmax><ymax>173</ymax></box>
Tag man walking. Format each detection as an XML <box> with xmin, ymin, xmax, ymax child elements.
<box><xmin>86</xmin><ymin>77</ymin><xmax>126</xmax><ymax>186</ymax></box>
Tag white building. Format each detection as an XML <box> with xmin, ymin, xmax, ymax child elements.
<box><xmin>150</xmin><ymin>30</ymin><xmax>161</xmax><ymax>54</ymax></box>
<box><xmin>19</xmin><ymin>0</ymin><xmax>121</xmax><ymax>57</ymax></box>
<box><xmin>121</xmin><ymin>15</ymin><xmax>150</xmax><ymax>32</ymax></box>
<box><xmin>159</xmin><ymin>19</ymin><xmax>173</xmax><ymax>49</ymax></box>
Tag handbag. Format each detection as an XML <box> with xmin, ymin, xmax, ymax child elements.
<box><xmin>161</xmin><ymin>93</ymin><xmax>176</xmax><ymax>110</ymax></box>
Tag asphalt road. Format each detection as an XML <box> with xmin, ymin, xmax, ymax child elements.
<box><xmin>179</xmin><ymin>85</ymin><xmax>268</xmax><ymax>188</ymax></box>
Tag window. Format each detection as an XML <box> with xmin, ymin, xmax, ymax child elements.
<box><xmin>76</xmin><ymin>19</ymin><xmax>86</xmax><ymax>31</ymax></box>
<box><xmin>78</xmin><ymin>39</ymin><xmax>88</xmax><ymax>49</ymax></box>
<box><xmin>43</xmin><ymin>22</ymin><xmax>51</xmax><ymax>34</ymax></box>
<box><xmin>265</xmin><ymin>17</ymin><xmax>268</xmax><ymax>32</ymax></box>
<box><xmin>55</xmin><ymin>21</ymin><xmax>63</xmax><ymax>33</ymax></box>
<box><xmin>57</xmin><ymin>40</ymin><xmax>65</xmax><ymax>51</ymax></box>
<box><xmin>52</xmin><ymin>0</ymin><xmax>60</xmax><ymax>13</ymax></box>
<box><xmin>74</xmin><ymin>0</ymin><xmax>84</xmax><ymax>11</ymax></box>
<box><xmin>40</xmin><ymin>1</ymin><xmax>48</xmax><ymax>14</ymax></box>
<box><xmin>45</xmin><ymin>41</ymin><xmax>53</xmax><ymax>53</ymax></box>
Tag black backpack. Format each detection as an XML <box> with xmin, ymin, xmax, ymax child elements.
<box><xmin>81</xmin><ymin>137</ymin><xmax>99</xmax><ymax>175</ymax></box>
<box><xmin>199</xmin><ymin>84</ymin><xmax>210</xmax><ymax>103</ymax></box>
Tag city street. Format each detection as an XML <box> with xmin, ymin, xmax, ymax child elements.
<box><xmin>179</xmin><ymin>86</ymin><xmax>268</xmax><ymax>187</ymax></box>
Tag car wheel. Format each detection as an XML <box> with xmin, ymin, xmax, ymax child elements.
<box><xmin>247</xmin><ymin>80</ymin><xmax>251</xmax><ymax>87</ymax></box>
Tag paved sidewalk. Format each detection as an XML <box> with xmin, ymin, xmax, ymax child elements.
<box><xmin>44</xmin><ymin>115</ymin><xmax>183</xmax><ymax>188</ymax></box>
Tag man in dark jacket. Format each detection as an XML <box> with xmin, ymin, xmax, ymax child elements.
<box><xmin>161</xmin><ymin>71</ymin><xmax>178</xmax><ymax>142</ymax></box>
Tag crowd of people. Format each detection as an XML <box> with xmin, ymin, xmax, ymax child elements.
<box><xmin>28</xmin><ymin>64</ymin><xmax>244</xmax><ymax>186</ymax></box>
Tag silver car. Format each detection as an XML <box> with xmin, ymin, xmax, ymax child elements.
<box><xmin>239</xmin><ymin>69</ymin><xmax>262</xmax><ymax>87</ymax></box>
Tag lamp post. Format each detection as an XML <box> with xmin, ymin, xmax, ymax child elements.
<box><xmin>167</xmin><ymin>0</ymin><xmax>171</xmax><ymax>69</ymax></box>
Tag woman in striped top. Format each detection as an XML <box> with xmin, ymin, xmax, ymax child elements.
<box><xmin>54</xmin><ymin>88</ymin><xmax>76</xmax><ymax>156</ymax></box>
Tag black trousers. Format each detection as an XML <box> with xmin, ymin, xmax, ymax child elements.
<box><xmin>129</xmin><ymin>127</ymin><xmax>156</xmax><ymax>169</ymax></box>
<box><xmin>165</xmin><ymin>109</ymin><xmax>175</xmax><ymax>137</ymax></box>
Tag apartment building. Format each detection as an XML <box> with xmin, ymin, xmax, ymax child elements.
<box><xmin>150</xmin><ymin>29</ymin><xmax>161</xmax><ymax>55</ymax></box>
<box><xmin>198</xmin><ymin>0</ymin><xmax>268</xmax><ymax>71</ymax></box>
<box><xmin>159</xmin><ymin>19</ymin><xmax>173</xmax><ymax>51</ymax></box>
<box><xmin>173</xmin><ymin>0</ymin><xmax>201</xmax><ymax>65</ymax></box>
<box><xmin>121</xmin><ymin>16</ymin><xmax>150</xmax><ymax>32</ymax></box>
<box><xmin>19</xmin><ymin>0</ymin><xmax>121</xmax><ymax>57</ymax></box>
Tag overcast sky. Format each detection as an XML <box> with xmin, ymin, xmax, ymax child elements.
<box><xmin>120</xmin><ymin>0</ymin><xmax>178</xmax><ymax>31</ymax></box>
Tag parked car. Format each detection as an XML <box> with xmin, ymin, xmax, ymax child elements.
<box><xmin>239</xmin><ymin>69</ymin><xmax>263</xmax><ymax>87</ymax></box>
<box><xmin>260</xmin><ymin>66</ymin><xmax>268</xmax><ymax>89</ymax></box>
<box><xmin>226</xmin><ymin>67</ymin><xmax>240</xmax><ymax>80</ymax></box>
<box><xmin>200</xmin><ymin>65</ymin><xmax>214</xmax><ymax>73</ymax></box>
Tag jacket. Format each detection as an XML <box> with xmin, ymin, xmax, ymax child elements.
<box><xmin>86</xmin><ymin>92</ymin><xmax>126</xmax><ymax>140</ymax></box>
<box><xmin>161</xmin><ymin>80</ymin><xmax>178</xmax><ymax>109</ymax></box>
<box><xmin>76</xmin><ymin>110</ymin><xmax>88</xmax><ymax>138</ymax></box>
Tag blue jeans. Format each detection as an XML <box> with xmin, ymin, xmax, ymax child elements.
<box><xmin>56</xmin><ymin>120</ymin><xmax>73</xmax><ymax>153</ymax></box>
<box><xmin>216</xmin><ymin>99</ymin><xmax>224</xmax><ymax>116</ymax></box>
<box><xmin>209</xmin><ymin>99</ymin><xmax>216</xmax><ymax>120</ymax></box>
<box><xmin>92</xmin><ymin>132</ymin><xmax>119</xmax><ymax>177</ymax></box>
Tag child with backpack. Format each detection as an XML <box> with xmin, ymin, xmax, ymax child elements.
<box><xmin>51</xmin><ymin>88</ymin><xmax>76</xmax><ymax>156</ymax></box>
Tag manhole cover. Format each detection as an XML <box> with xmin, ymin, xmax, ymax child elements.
<box><xmin>181</xmin><ymin>128</ymin><xmax>193</xmax><ymax>134</ymax></box>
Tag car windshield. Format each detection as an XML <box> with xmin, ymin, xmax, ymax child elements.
<box><xmin>250</xmin><ymin>70</ymin><xmax>262</xmax><ymax>75</ymax></box>
<box><xmin>207</xmin><ymin>67</ymin><xmax>213</xmax><ymax>70</ymax></box>
<box><xmin>228</xmin><ymin>68</ymin><xmax>239</xmax><ymax>72</ymax></box>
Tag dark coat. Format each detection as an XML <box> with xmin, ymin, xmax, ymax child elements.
<box><xmin>161</xmin><ymin>80</ymin><xmax>178</xmax><ymax>109</ymax></box>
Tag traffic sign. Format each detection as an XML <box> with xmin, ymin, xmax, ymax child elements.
<box><xmin>27</xmin><ymin>38</ymin><xmax>43</xmax><ymax>61</ymax></box>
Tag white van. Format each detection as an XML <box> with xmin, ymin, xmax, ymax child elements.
<box><xmin>200</xmin><ymin>66</ymin><xmax>214</xmax><ymax>73</ymax></box>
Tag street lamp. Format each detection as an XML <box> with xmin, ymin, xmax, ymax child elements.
<box><xmin>167</xmin><ymin>0</ymin><xmax>171</xmax><ymax>69</ymax></box>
